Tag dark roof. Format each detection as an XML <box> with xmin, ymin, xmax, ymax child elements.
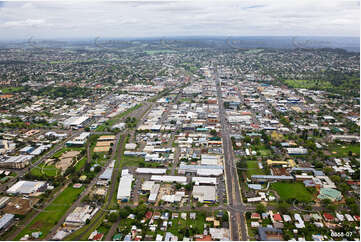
<box><xmin>258</xmin><ymin>227</ymin><xmax>283</xmax><ymax>241</ymax></box>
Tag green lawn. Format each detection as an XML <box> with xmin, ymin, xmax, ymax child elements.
<box><xmin>0</xmin><ymin>86</ymin><xmax>25</xmax><ymax>94</ymax></box>
<box><xmin>250</xmin><ymin>144</ymin><xmax>272</xmax><ymax>156</ymax></box>
<box><xmin>167</xmin><ymin>214</ymin><xmax>209</xmax><ymax>239</ymax></box>
<box><xmin>74</xmin><ymin>156</ymin><xmax>87</xmax><ymax>172</ymax></box>
<box><xmin>284</xmin><ymin>79</ymin><xmax>333</xmax><ymax>90</ymax></box>
<box><xmin>270</xmin><ymin>182</ymin><xmax>313</xmax><ymax>202</ymax></box>
<box><xmin>328</xmin><ymin>143</ymin><xmax>360</xmax><ymax>157</ymax></box>
<box><xmin>15</xmin><ymin>185</ymin><xmax>84</xmax><ymax>240</ymax></box>
<box><xmin>30</xmin><ymin>164</ymin><xmax>59</xmax><ymax>178</ymax></box>
<box><xmin>246</xmin><ymin>160</ymin><xmax>265</xmax><ymax>178</ymax></box>
<box><xmin>121</xmin><ymin>155</ymin><xmax>145</xmax><ymax>167</ymax></box>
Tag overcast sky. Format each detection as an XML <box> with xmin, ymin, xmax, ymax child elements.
<box><xmin>0</xmin><ymin>0</ymin><xmax>359</xmax><ymax>40</ymax></box>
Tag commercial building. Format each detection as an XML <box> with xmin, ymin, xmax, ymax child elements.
<box><xmin>317</xmin><ymin>188</ymin><xmax>343</xmax><ymax>202</ymax></box>
<box><xmin>286</xmin><ymin>147</ymin><xmax>308</xmax><ymax>155</ymax></box>
<box><xmin>0</xmin><ymin>213</ymin><xmax>15</xmax><ymax>231</ymax></box>
<box><xmin>0</xmin><ymin>155</ymin><xmax>32</xmax><ymax>169</ymax></box>
<box><xmin>148</xmin><ymin>184</ymin><xmax>160</xmax><ymax>203</ymax></box>
<box><xmin>65</xmin><ymin>205</ymin><xmax>99</xmax><ymax>226</ymax></box>
<box><xmin>135</xmin><ymin>168</ymin><xmax>167</xmax><ymax>175</ymax></box>
<box><xmin>117</xmin><ymin>171</ymin><xmax>133</xmax><ymax>202</ymax></box>
<box><xmin>7</xmin><ymin>181</ymin><xmax>47</xmax><ymax>195</ymax></box>
<box><xmin>192</xmin><ymin>185</ymin><xmax>216</xmax><ymax>203</ymax></box>
<box><xmin>192</xmin><ymin>177</ymin><xmax>217</xmax><ymax>185</ymax></box>
<box><xmin>251</xmin><ymin>175</ymin><xmax>294</xmax><ymax>183</ymax></box>
<box><xmin>63</xmin><ymin>116</ymin><xmax>90</xmax><ymax>129</ymax></box>
<box><xmin>150</xmin><ymin>175</ymin><xmax>187</xmax><ymax>184</ymax></box>
<box><xmin>266</xmin><ymin>159</ymin><xmax>296</xmax><ymax>168</ymax></box>
<box><xmin>66</xmin><ymin>132</ymin><xmax>90</xmax><ymax>147</ymax></box>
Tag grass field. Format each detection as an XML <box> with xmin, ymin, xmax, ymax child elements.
<box><xmin>246</xmin><ymin>160</ymin><xmax>265</xmax><ymax>178</ymax></box>
<box><xmin>270</xmin><ymin>182</ymin><xmax>313</xmax><ymax>202</ymax></box>
<box><xmin>328</xmin><ymin>143</ymin><xmax>360</xmax><ymax>157</ymax></box>
<box><xmin>0</xmin><ymin>87</ymin><xmax>25</xmax><ymax>94</ymax></box>
<box><xmin>167</xmin><ymin>214</ymin><xmax>208</xmax><ymax>238</ymax></box>
<box><xmin>121</xmin><ymin>155</ymin><xmax>145</xmax><ymax>167</ymax></box>
<box><xmin>95</xmin><ymin>104</ymin><xmax>142</xmax><ymax>131</ymax></box>
<box><xmin>74</xmin><ymin>156</ymin><xmax>87</xmax><ymax>172</ymax></box>
<box><xmin>30</xmin><ymin>164</ymin><xmax>59</xmax><ymax>177</ymax></box>
<box><xmin>284</xmin><ymin>79</ymin><xmax>333</xmax><ymax>90</ymax></box>
<box><xmin>15</xmin><ymin>185</ymin><xmax>84</xmax><ymax>240</ymax></box>
<box><xmin>250</xmin><ymin>144</ymin><xmax>272</xmax><ymax>156</ymax></box>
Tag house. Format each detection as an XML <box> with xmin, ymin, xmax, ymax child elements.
<box><xmin>251</xmin><ymin>222</ymin><xmax>260</xmax><ymax>228</ymax></box>
<box><xmin>257</xmin><ymin>227</ymin><xmax>283</xmax><ymax>241</ymax></box>
<box><xmin>323</xmin><ymin>213</ymin><xmax>335</xmax><ymax>222</ymax></box>
<box><xmin>251</xmin><ymin>213</ymin><xmax>261</xmax><ymax>220</ymax></box>
<box><xmin>145</xmin><ymin>211</ymin><xmax>153</xmax><ymax>220</ymax></box>
<box><xmin>273</xmin><ymin>213</ymin><xmax>283</xmax><ymax>223</ymax></box>
<box><xmin>345</xmin><ymin>214</ymin><xmax>354</xmax><ymax>222</ymax></box>
<box><xmin>153</xmin><ymin>212</ymin><xmax>161</xmax><ymax>220</ymax></box>
<box><xmin>335</xmin><ymin>213</ymin><xmax>344</xmax><ymax>222</ymax></box>
<box><xmin>112</xmin><ymin>233</ymin><xmax>122</xmax><ymax>241</ymax></box>
<box><xmin>282</xmin><ymin>215</ymin><xmax>292</xmax><ymax>222</ymax></box>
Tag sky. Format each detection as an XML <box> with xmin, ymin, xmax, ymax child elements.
<box><xmin>0</xmin><ymin>0</ymin><xmax>359</xmax><ymax>40</ymax></box>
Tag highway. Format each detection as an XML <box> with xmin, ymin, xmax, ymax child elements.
<box><xmin>215</xmin><ymin>73</ymin><xmax>248</xmax><ymax>241</ymax></box>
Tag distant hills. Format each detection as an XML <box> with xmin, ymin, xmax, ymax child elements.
<box><xmin>0</xmin><ymin>36</ymin><xmax>359</xmax><ymax>52</ymax></box>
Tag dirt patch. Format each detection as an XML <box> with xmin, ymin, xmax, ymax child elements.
<box><xmin>56</xmin><ymin>150</ymin><xmax>81</xmax><ymax>172</ymax></box>
<box><xmin>3</xmin><ymin>197</ymin><xmax>40</xmax><ymax>215</ymax></box>
<box><xmin>29</xmin><ymin>220</ymin><xmax>44</xmax><ymax>230</ymax></box>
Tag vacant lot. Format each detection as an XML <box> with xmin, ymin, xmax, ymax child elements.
<box><xmin>270</xmin><ymin>182</ymin><xmax>313</xmax><ymax>202</ymax></box>
<box><xmin>15</xmin><ymin>185</ymin><xmax>84</xmax><ymax>240</ymax></box>
<box><xmin>246</xmin><ymin>160</ymin><xmax>265</xmax><ymax>178</ymax></box>
<box><xmin>3</xmin><ymin>197</ymin><xmax>39</xmax><ymax>215</ymax></box>
<box><xmin>121</xmin><ymin>155</ymin><xmax>145</xmax><ymax>167</ymax></box>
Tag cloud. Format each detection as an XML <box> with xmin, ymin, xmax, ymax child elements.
<box><xmin>2</xmin><ymin>18</ymin><xmax>49</xmax><ymax>28</ymax></box>
<box><xmin>0</xmin><ymin>0</ymin><xmax>358</xmax><ymax>40</ymax></box>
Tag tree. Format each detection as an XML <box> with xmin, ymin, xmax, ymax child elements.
<box><xmin>277</xmin><ymin>201</ymin><xmax>290</xmax><ymax>213</ymax></box>
<box><xmin>256</xmin><ymin>203</ymin><xmax>266</xmax><ymax>213</ymax></box>
<box><xmin>109</xmin><ymin>212</ymin><xmax>118</xmax><ymax>222</ymax></box>
<box><xmin>119</xmin><ymin>207</ymin><xmax>130</xmax><ymax>219</ymax></box>
<box><xmin>210</xmin><ymin>129</ymin><xmax>217</xmax><ymax>136</ymax></box>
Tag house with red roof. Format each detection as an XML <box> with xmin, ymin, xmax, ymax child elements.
<box><xmin>273</xmin><ymin>213</ymin><xmax>283</xmax><ymax>222</ymax></box>
<box><xmin>92</xmin><ymin>233</ymin><xmax>103</xmax><ymax>241</ymax></box>
<box><xmin>195</xmin><ymin>235</ymin><xmax>213</xmax><ymax>241</ymax></box>
<box><xmin>323</xmin><ymin>213</ymin><xmax>335</xmax><ymax>222</ymax></box>
<box><xmin>145</xmin><ymin>211</ymin><xmax>153</xmax><ymax>220</ymax></box>
<box><xmin>251</xmin><ymin>213</ymin><xmax>261</xmax><ymax>220</ymax></box>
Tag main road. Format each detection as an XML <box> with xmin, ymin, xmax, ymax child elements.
<box><xmin>215</xmin><ymin>73</ymin><xmax>248</xmax><ymax>241</ymax></box>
